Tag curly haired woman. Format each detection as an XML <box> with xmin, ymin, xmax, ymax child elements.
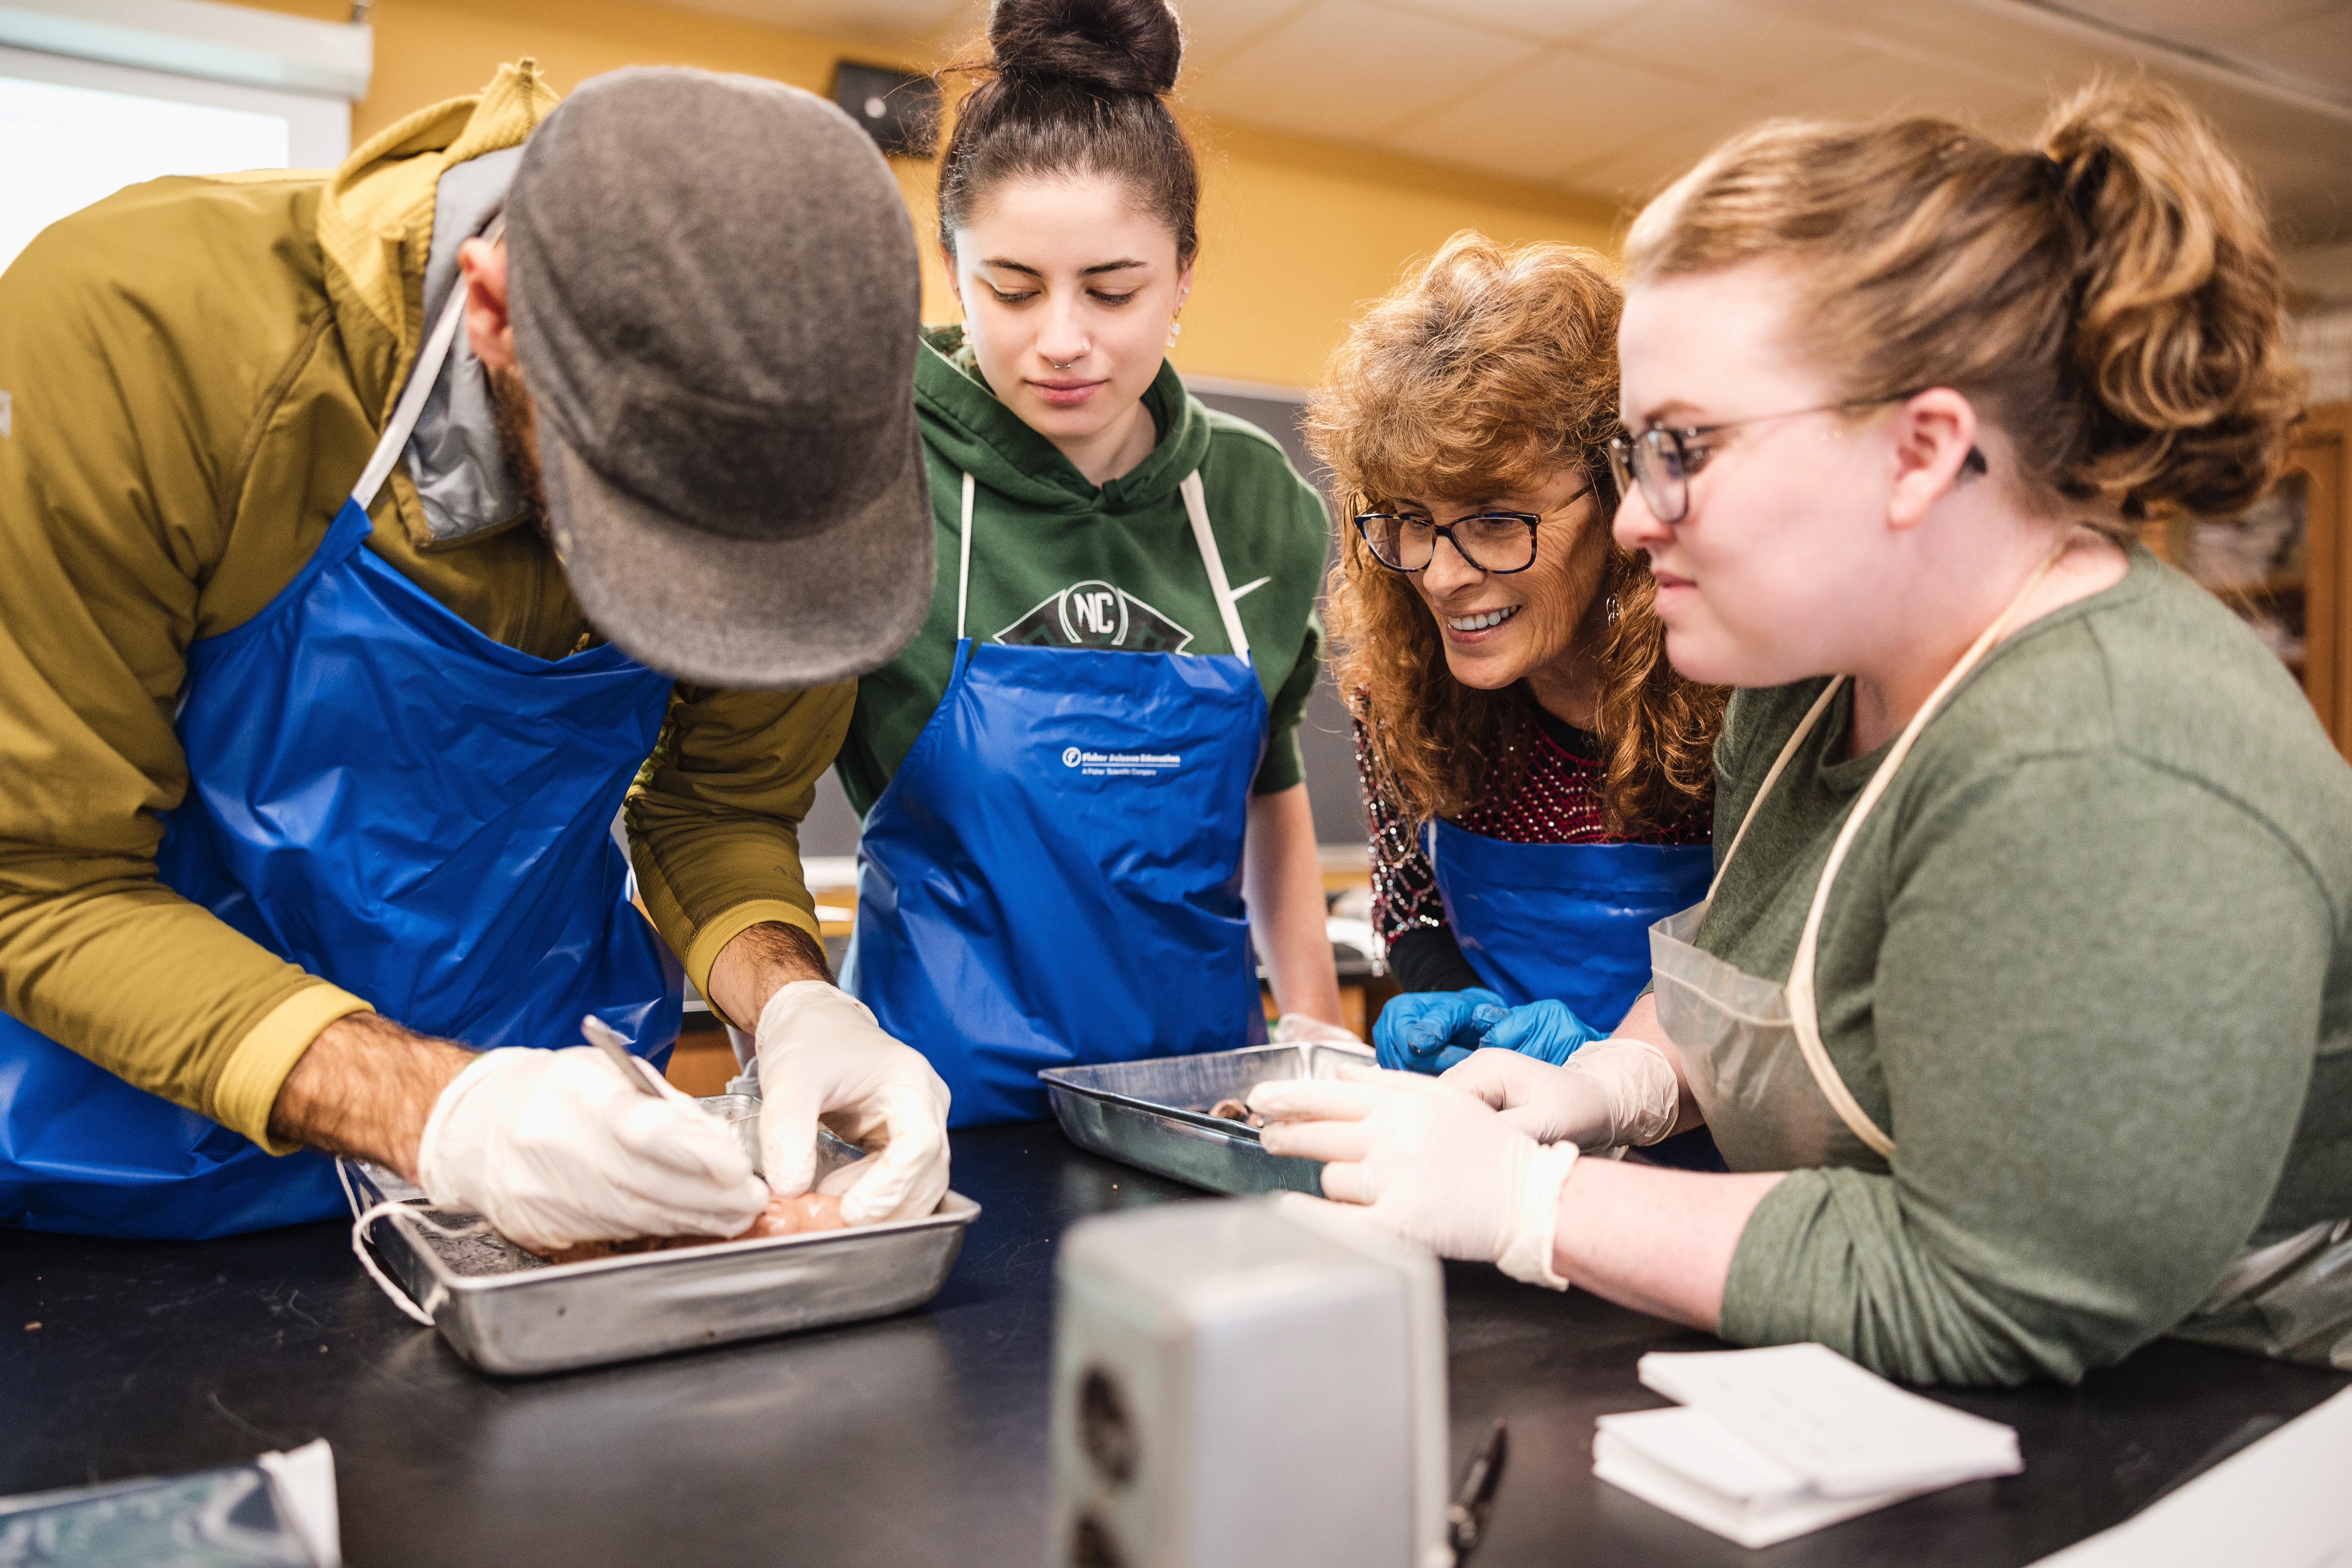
<box><xmin>1310</xmin><ymin>233</ymin><xmax>1725</xmax><ymax>1161</ymax></box>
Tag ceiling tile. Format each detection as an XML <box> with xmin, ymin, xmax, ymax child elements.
<box><xmin>1746</xmin><ymin>0</ymin><xmax>2119</xmax><ymax>94</ymax></box>
<box><xmin>2062</xmin><ymin>0</ymin><xmax>2330</xmax><ymax>53</ymax></box>
<box><xmin>1187</xmin><ymin>0</ymin><xmax>1543</xmax><ymax>144</ymax></box>
<box><xmin>1381</xmin><ymin>47</ymin><xmax>1712</xmax><ymax>184</ymax></box>
<box><xmin>1750</xmin><ymin>45</ymin><xmax>2050</xmax><ymax>133</ymax></box>
<box><xmin>2238</xmin><ymin>8</ymin><xmax>2352</xmax><ymax>96</ymax></box>
<box><xmin>1169</xmin><ymin>0</ymin><xmax>1318</xmax><ymax>70</ymax></box>
<box><xmin>656</xmin><ymin>0</ymin><xmax>973</xmax><ymax>45</ymax></box>
<box><xmin>1368</xmin><ymin>0</ymin><xmax>1652</xmax><ymax>46</ymax></box>
<box><xmin>1579</xmin><ymin>0</ymin><xmax>1870</xmax><ymax>90</ymax></box>
<box><xmin>1560</xmin><ymin>109</ymin><xmax>1762</xmax><ymax>203</ymax></box>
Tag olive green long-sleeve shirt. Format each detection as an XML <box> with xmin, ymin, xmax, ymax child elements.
<box><xmin>0</xmin><ymin>64</ymin><xmax>846</xmax><ymax>1152</ymax></box>
<box><xmin>1701</xmin><ymin>545</ymin><xmax>2352</xmax><ymax>1385</ymax></box>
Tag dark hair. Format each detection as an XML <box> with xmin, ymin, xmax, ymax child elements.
<box><xmin>937</xmin><ymin>0</ymin><xmax>1200</xmax><ymax>266</ymax></box>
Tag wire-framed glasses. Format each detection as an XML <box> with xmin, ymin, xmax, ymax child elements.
<box><xmin>1608</xmin><ymin>394</ymin><xmax>1982</xmax><ymax>524</ymax></box>
<box><xmin>1352</xmin><ymin>488</ymin><xmax>1589</xmax><ymax>575</ymax></box>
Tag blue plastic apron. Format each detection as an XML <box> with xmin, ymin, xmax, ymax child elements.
<box><xmin>842</xmin><ymin>471</ymin><xmax>1269</xmax><ymax>1126</ymax></box>
<box><xmin>0</xmin><ymin>269</ymin><xmax>681</xmax><ymax>1239</ymax></box>
<box><xmin>1428</xmin><ymin>818</ymin><xmax>1711</xmax><ymax>1027</ymax></box>
<box><xmin>1429</xmin><ymin>815</ymin><xmax>1723</xmax><ymax>1171</ymax></box>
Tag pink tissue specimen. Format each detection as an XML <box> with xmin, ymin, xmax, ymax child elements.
<box><xmin>534</xmin><ymin>1191</ymin><xmax>848</xmax><ymax>1265</ymax></box>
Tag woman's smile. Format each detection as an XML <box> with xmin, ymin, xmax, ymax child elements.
<box><xmin>1442</xmin><ymin>603</ymin><xmax>1523</xmax><ymax>640</ymax></box>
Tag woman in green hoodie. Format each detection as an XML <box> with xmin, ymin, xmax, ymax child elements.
<box><xmin>835</xmin><ymin>0</ymin><xmax>1347</xmax><ymax>1123</ymax></box>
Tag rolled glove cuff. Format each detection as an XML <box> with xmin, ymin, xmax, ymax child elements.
<box><xmin>757</xmin><ymin>979</ymin><xmax>879</xmax><ymax>1043</ymax></box>
<box><xmin>1496</xmin><ymin>1141</ymin><xmax>1578</xmax><ymax>1290</ymax></box>
<box><xmin>1568</xmin><ymin>1037</ymin><xmax>1682</xmax><ymax>1150</ymax></box>
<box><xmin>1271</xmin><ymin>1013</ymin><xmax>1371</xmax><ymax>1052</ymax></box>
<box><xmin>416</xmin><ymin>1048</ymin><xmax>507</xmax><ymax>1206</ymax></box>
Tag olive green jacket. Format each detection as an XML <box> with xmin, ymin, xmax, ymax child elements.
<box><xmin>0</xmin><ymin>63</ymin><xmax>846</xmax><ymax>1150</ymax></box>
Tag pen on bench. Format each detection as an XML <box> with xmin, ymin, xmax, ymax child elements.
<box><xmin>1447</xmin><ymin>1418</ymin><xmax>1508</xmax><ymax>1562</ymax></box>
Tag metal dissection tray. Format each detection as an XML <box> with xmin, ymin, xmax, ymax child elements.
<box><xmin>1038</xmin><ymin>1044</ymin><xmax>1366</xmax><ymax>1196</ymax></box>
<box><xmin>344</xmin><ymin>1099</ymin><xmax>978</xmax><ymax>1376</ymax></box>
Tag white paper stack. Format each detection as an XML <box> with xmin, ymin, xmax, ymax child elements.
<box><xmin>1593</xmin><ymin>1343</ymin><xmax>2023</xmax><ymax>1549</ymax></box>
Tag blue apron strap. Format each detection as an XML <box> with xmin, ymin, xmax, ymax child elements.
<box><xmin>1178</xmin><ymin>471</ymin><xmax>1250</xmax><ymax>661</ymax></box>
<box><xmin>957</xmin><ymin>471</ymin><xmax>977</xmax><ymax>641</ymax></box>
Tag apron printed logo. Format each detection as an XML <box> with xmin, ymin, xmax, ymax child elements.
<box><xmin>1063</xmin><ymin>747</ymin><xmax>1184</xmax><ymax>778</ymax></box>
<box><xmin>997</xmin><ymin>581</ymin><xmax>1194</xmax><ymax>653</ymax></box>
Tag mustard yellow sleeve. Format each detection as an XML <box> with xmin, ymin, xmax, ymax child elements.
<box><xmin>217</xmin><ymin>988</ymin><xmax>376</xmax><ymax>1152</ymax></box>
<box><xmin>0</xmin><ymin>181</ymin><xmax>375</xmax><ymax>1147</ymax></box>
<box><xmin>626</xmin><ymin>680</ymin><xmax>856</xmax><ymax>1024</ymax></box>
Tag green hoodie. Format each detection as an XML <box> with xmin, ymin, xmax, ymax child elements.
<box><xmin>836</xmin><ymin>327</ymin><xmax>1331</xmax><ymax>818</ymax></box>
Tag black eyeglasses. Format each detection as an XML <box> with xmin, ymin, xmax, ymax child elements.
<box><xmin>1352</xmin><ymin>488</ymin><xmax>1590</xmax><ymax>575</ymax></box>
<box><xmin>1608</xmin><ymin>395</ymin><xmax>1986</xmax><ymax>524</ymax></box>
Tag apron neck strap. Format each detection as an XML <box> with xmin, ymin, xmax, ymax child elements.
<box><xmin>350</xmin><ymin>213</ymin><xmax>505</xmax><ymax>514</ymax></box>
<box><xmin>1179</xmin><ymin>471</ymin><xmax>1250</xmax><ymax>660</ymax></box>
<box><xmin>1781</xmin><ymin>539</ymin><xmax>2073</xmax><ymax>1160</ymax></box>
<box><xmin>954</xmin><ymin>467</ymin><xmax>1251</xmax><ymax>659</ymax></box>
<box><xmin>1709</xmin><ymin>676</ymin><xmax>1846</xmax><ymax>900</ymax></box>
<box><xmin>957</xmin><ymin>471</ymin><xmax>978</xmax><ymax>640</ymax></box>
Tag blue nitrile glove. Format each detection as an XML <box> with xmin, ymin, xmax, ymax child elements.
<box><xmin>1374</xmin><ymin>988</ymin><xmax>1507</xmax><ymax>1075</ymax></box>
<box><xmin>1479</xmin><ymin>999</ymin><xmax>1604</xmax><ymax>1066</ymax></box>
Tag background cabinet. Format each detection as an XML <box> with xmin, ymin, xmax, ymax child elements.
<box><xmin>2155</xmin><ymin>401</ymin><xmax>2352</xmax><ymax>757</ymax></box>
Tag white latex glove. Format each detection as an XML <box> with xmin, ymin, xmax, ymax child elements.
<box><xmin>1439</xmin><ymin>1039</ymin><xmax>1683</xmax><ymax>1152</ymax></box>
<box><xmin>1247</xmin><ymin>1061</ymin><xmax>1576</xmax><ymax>1289</ymax></box>
<box><xmin>1270</xmin><ymin>1013</ymin><xmax>1373</xmax><ymax>1054</ymax></box>
<box><xmin>416</xmin><ymin>1045</ymin><xmax>767</xmax><ymax>1253</ymax></box>
<box><xmin>755</xmin><ymin>981</ymin><xmax>951</xmax><ymax>1226</ymax></box>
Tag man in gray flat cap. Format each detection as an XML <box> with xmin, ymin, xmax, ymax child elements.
<box><xmin>0</xmin><ymin>62</ymin><xmax>949</xmax><ymax>1249</ymax></box>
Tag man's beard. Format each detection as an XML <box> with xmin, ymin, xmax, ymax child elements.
<box><xmin>486</xmin><ymin>363</ymin><xmax>550</xmax><ymax>534</ymax></box>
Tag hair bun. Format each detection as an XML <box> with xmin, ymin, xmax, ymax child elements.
<box><xmin>988</xmin><ymin>0</ymin><xmax>1182</xmax><ymax>97</ymax></box>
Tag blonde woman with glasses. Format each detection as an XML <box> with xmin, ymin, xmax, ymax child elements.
<box><xmin>1251</xmin><ymin>82</ymin><xmax>2350</xmax><ymax>1386</ymax></box>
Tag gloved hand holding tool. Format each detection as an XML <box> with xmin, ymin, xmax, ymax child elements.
<box><xmin>1439</xmin><ymin>1039</ymin><xmax>1683</xmax><ymax>1152</ymax></box>
<box><xmin>417</xmin><ymin>1042</ymin><xmax>768</xmax><ymax>1254</ymax></box>
<box><xmin>1246</xmin><ymin>1061</ymin><xmax>1577</xmax><ymax>1289</ymax></box>
<box><xmin>1372</xmin><ymin>988</ymin><xmax>1507</xmax><ymax>1074</ymax></box>
<box><xmin>755</xmin><ymin>982</ymin><xmax>952</xmax><ymax>1226</ymax></box>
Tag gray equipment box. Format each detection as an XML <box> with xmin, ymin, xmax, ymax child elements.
<box><xmin>1039</xmin><ymin>1044</ymin><xmax>1367</xmax><ymax>1195</ymax></box>
<box><xmin>1048</xmin><ymin>1198</ymin><xmax>1451</xmax><ymax>1568</ymax></box>
<box><xmin>343</xmin><ymin>1097</ymin><xmax>978</xmax><ymax>1376</ymax></box>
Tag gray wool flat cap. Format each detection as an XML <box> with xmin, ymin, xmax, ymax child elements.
<box><xmin>509</xmin><ymin>66</ymin><xmax>932</xmax><ymax>689</ymax></box>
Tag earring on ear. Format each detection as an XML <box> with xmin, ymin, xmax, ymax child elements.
<box><xmin>1166</xmin><ymin>316</ymin><xmax>1183</xmax><ymax>350</ymax></box>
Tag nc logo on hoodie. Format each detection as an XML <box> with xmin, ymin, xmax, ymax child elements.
<box><xmin>997</xmin><ymin>581</ymin><xmax>1193</xmax><ymax>653</ymax></box>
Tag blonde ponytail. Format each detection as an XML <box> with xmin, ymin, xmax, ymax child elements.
<box><xmin>2042</xmin><ymin>81</ymin><xmax>2301</xmax><ymax>517</ymax></box>
<box><xmin>1625</xmin><ymin>78</ymin><xmax>2303</xmax><ymax>529</ymax></box>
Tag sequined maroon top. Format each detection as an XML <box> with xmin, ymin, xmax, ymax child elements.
<box><xmin>1358</xmin><ymin>709</ymin><xmax>1711</xmax><ymax>993</ymax></box>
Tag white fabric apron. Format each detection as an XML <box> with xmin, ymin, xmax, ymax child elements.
<box><xmin>1648</xmin><ymin>548</ymin><xmax>2352</xmax><ymax>1368</ymax></box>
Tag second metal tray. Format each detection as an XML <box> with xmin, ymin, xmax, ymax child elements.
<box><xmin>346</xmin><ymin>1099</ymin><xmax>978</xmax><ymax>1376</ymax></box>
<box><xmin>1038</xmin><ymin>1043</ymin><xmax>1366</xmax><ymax>1196</ymax></box>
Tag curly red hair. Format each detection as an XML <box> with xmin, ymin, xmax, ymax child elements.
<box><xmin>1308</xmin><ymin>231</ymin><xmax>1721</xmax><ymax>833</ymax></box>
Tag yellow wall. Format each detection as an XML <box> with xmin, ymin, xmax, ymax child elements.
<box><xmin>236</xmin><ymin>0</ymin><xmax>1620</xmax><ymax>388</ymax></box>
